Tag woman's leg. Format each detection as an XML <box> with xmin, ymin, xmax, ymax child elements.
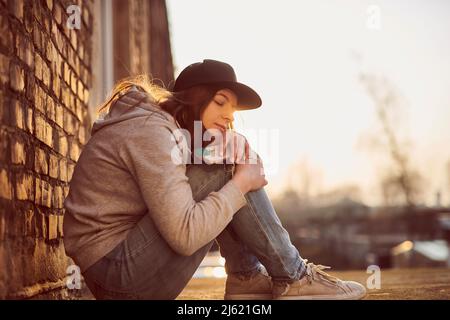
<box><xmin>189</xmin><ymin>163</ymin><xmax>306</xmax><ymax>283</ymax></box>
<box><xmin>215</xmin><ymin>227</ymin><xmax>264</xmax><ymax>277</ymax></box>
<box><xmin>230</xmin><ymin>186</ymin><xmax>307</xmax><ymax>283</ymax></box>
<box><xmin>213</xmin><ymin>164</ymin><xmax>265</xmax><ymax>278</ymax></box>
<box><xmin>83</xmin><ymin>163</ymin><xmax>232</xmax><ymax>299</ymax></box>
<box><xmin>83</xmin><ymin>162</ymin><xmax>303</xmax><ymax>299</ymax></box>
<box><xmin>208</xmin><ymin>164</ymin><xmax>306</xmax><ymax>283</ymax></box>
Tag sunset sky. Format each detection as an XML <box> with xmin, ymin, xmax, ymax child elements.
<box><xmin>166</xmin><ymin>0</ymin><xmax>450</xmax><ymax>206</ymax></box>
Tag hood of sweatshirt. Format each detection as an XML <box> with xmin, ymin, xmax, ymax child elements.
<box><xmin>91</xmin><ymin>86</ymin><xmax>177</xmax><ymax>136</ymax></box>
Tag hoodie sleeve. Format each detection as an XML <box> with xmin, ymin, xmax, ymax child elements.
<box><xmin>119</xmin><ymin>118</ymin><xmax>247</xmax><ymax>256</ymax></box>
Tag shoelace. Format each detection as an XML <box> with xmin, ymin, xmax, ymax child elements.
<box><xmin>275</xmin><ymin>260</ymin><xmax>347</xmax><ymax>297</ymax></box>
<box><xmin>303</xmin><ymin>259</ymin><xmax>340</xmax><ymax>286</ymax></box>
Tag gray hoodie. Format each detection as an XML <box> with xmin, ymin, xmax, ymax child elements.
<box><xmin>63</xmin><ymin>88</ymin><xmax>247</xmax><ymax>272</ymax></box>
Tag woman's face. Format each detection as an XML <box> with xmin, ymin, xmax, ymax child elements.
<box><xmin>201</xmin><ymin>89</ymin><xmax>237</xmax><ymax>133</ymax></box>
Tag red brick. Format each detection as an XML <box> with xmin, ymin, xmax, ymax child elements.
<box><xmin>0</xmin><ymin>130</ymin><xmax>8</xmax><ymax>165</ymax></box>
<box><xmin>24</xmin><ymin>208</ymin><xmax>35</xmax><ymax>237</ymax></box>
<box><xmin>35</xmin><ymin>178</ymin><xmax>52</xmax><ymax>208</ymax></box>
<box><xmin>52</xmin><ymin>186</ymin><xmax>63</xmax><ymax>209</ymax></box>
<box><xmin>43</xmin><ymin>14</ymin><xmax>51</xmax><ymax>36</ymax></box>
<box><xmin>78</xmin><ymin>125</ymin><xmax>86</xmax><ymax>145</ymax></box>
<box><xmin>42</xmin><ymin>60</ymin><xmax>51</xmax><ymax>88</ymax></box>
<box><xmin>57</xmin><ymin>215</ymin><xmax>63</xmax><ymax>237</ymax></box>
<box><xmin>11</xmin><ymin>137</ymin><xmax>26</xmax><ymax>165</ymax></box>
<box><xmin>69</xmin><ymin>94</ymin><xmax>76</xmax><ymax>113</ymax></box>
<box><xmin>47</xmin><ymin>214</ymin><xmax>58</xmax><ymax>240</ymax></box>
<box><xmin>47</xmin><ymin>97</ymin><xmax>56</xmax><ymax>123</ymax></box>
<box><xmin>11</xmin><ymin>99</ymin><xmax>24</xmax><ymax>130</ymax></box>
<box><xmin>6</xmin><ymin>206</ymin><xmax>27</xmax><ymax>237</ymax></box>
<box><xmin>52</xmin><ymin>74</ymin><xmax>60</xmax><ymax>97</ymax></box>
<box><xmin>34</xmin><ymin>85</ymin><xmax>45</xmax><ymax>113</ymax></box>
<box><xmin>10</xmin><ymin>64</ymin><xmax>25</xmax><ymax>92</ymax></box>
<box><xmin>34</xmin><ymin>148</ymin><xmax>48</xmax><ymax>175</ymax></box>
<box><xmin>59</xmin><ymin>158</ymin><xmax>67</xmax><ymax>182</ymax></box>
<box><xmin>46</xmin><ymin>0</ymin><xmax>53</xmax><ymax>11</ymax></box>
<box><xmin>67</xmin><ymin>162</ymin><xmax>75</xmax><ymax>181</ymax></box>
<box><xmin>17</xmin><ymin>37</ymin><xmax>34</xmax><ymax>68</ymax></box>
<box><xmin>32</xmin><ymin>0</ymin><xmax>42</xmax><ymax>20</ymax></box>
<box><xmin>70</xmin><ymin>29</ymin><xmax>77</xmax><ymax>49</ymax></box>
<box><xmin>63</xmin><ymin>62</ymin><xmax>70</xmax><ymax>85</ymax></box>
<box><xmin>61</xmin><ymin>85</ymin><xmax>70</xmax><ymax>108</ymax></box>
<box><xmin>55</xmin><ymin>103</ymin><xmax>63</xmax><ymax>128</ymax></box>
<box><xmin>0</xmin><ymin>13</ymin><xmax>12</xmax><ymax>51</ymax></box>
<box><xmin>33</xmin><ymin>26</ymin><xmax>42</xmax><ymax>52</ymax></box>
<box><xmin>25</xmin><ymin>106</ymin><xmax>34</xmax><ymax>134</ymax></box>
<box><xmin>23</xmin><ymin>3</ymin><xmax>33</xmax><ymax>34</ymax></box>
<box><xmin>15</xmin><ymin>172</ymin><xmax>34</xmax><ymax>201</ymax></box>
<box><xmin>34</xmin><ymin>53</ymin><xmax>42</xmax><ymax>81</ymax></box>
<box><xmin>84</xmin><ymin>6</ymin><xmax>90</xmax><ymax>27</ymax></box>
<box><xmin>48</xmin><ymin>153</ymin><xmax>59</xmax><ymax>179</ymax></box>
<box><xmin>0</xmin><ymin>53</ymin><xmax>10</xmax><ymax>85</ymax></box>
<box><xmin>58</xmin><ymin>134</ymin><xmax>68</xmax><ymax>157</ymax></box>
<box><xmin>84</xmin><ymin>45</ymin><xmax>90</xmax><ymax>67</ymax></box>
<box><xmin>69</xmin><ymin>141</ymin><xmax>80</xmax><ymax>162</ymax></box>
<box><xmin>45</xmin><ymin>37</ymin><xmax>54</xmax><ymax>61</ymax></box>
<box><xmin>83</xmin><ymin>88</ymin><xmax>89</xmax><ymax>105</ymax></box>
<box><xmin>79</xmin><ymin>43</ymin><xmax>84</xmax><ymax>60</ymax></box>
<box><xmin>54</xmin><ymin>27</ymin><xmax>64</xmax><ymax>54</ymax></box>
<box><xmin>63</xmin><ymin>186</ymin><xmax>69</xmax><ymax>198</ymax></box>
<box><xmin>0</xmin><ymin>169</ymin><xmax>12</xmax><ymax>200</ymax></box>
<box><xmin>75</xmin><ymin>99</ymin><xmax>83</xmax><ymax>121</ymax></box>
<box><xmin>0</xmin><ymin>211</ymin><xmax>5</xmax><ymax>241</ymax></box>
<box><xmin>70</xmin><ymin>72</ymin><xmax>77</xmax><ymax>94</ymax></box>
<box><xmin>55</xmin><ymin>53</ymin><xmax>62</xmax><ymax>77</ymax></box>
<box><xmin>35</xmin><ymin>114</ymin><xmax>53</xmax><ymax>147</ymax></box>
<box><xmin>63</xmin><ymin>110</ymin><xmax>75</xmax><ymax>135</ymax></box>
<box><xmin>54</xmin><ymin>2</ymin><xmax>62</xmax><ymax>25</ymax></box>
<box><xmin>68</xmin><ymin>47</ymin><xmax>75</xmax><ymax>70</ymax></box>
<box><xmin>77</xmin><ymin>80</ymin><xmax>84</xmax><ymax>101</ymax></box>
<box><xmin>9</xmin><ymin>0</ymin><xmax>24</xmax><ymax>22</ymax></box>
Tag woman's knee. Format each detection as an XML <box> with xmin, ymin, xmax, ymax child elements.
<box><xmin>186</xmin><ymin>164</ymin><xmax>234</xmax><ymax>200</ymax></box>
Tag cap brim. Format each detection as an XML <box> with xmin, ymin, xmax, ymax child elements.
<box><xmin>205</xmin><ymin>81</ymin><xmax>262</xmax><ymax>110</ymax></box>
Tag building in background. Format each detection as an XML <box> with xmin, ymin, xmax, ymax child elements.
<box><xmin>0</xmin><ymin>0</ymin><xmax>173</xmax><ymax>299</ymax></box>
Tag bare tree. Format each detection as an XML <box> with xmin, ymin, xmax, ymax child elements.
<box><xmin>359</xmin><ymin>73</ymin><xmax>423</xmax><ymax>208</ymax></box>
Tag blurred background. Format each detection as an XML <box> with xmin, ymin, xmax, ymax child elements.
<box><xmin>0</xmin><ymin>0</ymin><xmax>449</xmax><ymax>298</ymax></box>
<box><xmin>166</xmin><ymin>0</ymin><xmax>450</xmax><ymax>276</ymax></box>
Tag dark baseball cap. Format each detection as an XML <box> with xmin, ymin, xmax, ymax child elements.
<box><xmin>172</xmin><ymin>59</ymin><xmax>262</xmax><ymax>110</ymax></box>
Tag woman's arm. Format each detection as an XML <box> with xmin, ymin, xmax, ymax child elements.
<box><xmin>119</xmin><ymin>118</ymin><xmax>248</xmax><ymax>256</ymax></box>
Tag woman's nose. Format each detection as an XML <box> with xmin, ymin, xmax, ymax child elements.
<box><xmin>223</xmin><ymin>113</ymin><xmax>234</xmax><ymax>123</ymax></box>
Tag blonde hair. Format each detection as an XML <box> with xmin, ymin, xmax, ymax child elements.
<box><xmin>97</xmin><ymin>74</ymin><xmax>235</xmax><ymax>132</ymax></box>
<box><xmin>97</xmin><ymin>74</ymin><xmax>172</xmax><ymax>116</ymax></box>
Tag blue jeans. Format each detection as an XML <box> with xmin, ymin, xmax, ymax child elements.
<box><xmin>82</xmin><ymin>164</ymin><xmax>306</xmax><ymax>299</ymax></box>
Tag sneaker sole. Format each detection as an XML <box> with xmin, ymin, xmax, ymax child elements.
<box><xmin>224</xmin><ymin>293</ymin><xmax>273</xmax><ymax>300</ymax></box>
<box><xmin>274</xmin><ymin>291</ymin><xmax>367</xmax><ymax>300</ymax></box>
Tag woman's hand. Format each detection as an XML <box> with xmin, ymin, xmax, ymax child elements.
<box><xmin>203</xmin><ymin>130</ymin><xmax>251</xmax><ymax>165</ymax></box>
<box><xmin>232</xmin><ymin>143</ymin><xmax>268</xmax><ymax>194</ymax></box>
<box><xmin>203</xmin><ymin>130</ymin><xmax>268</xmax><ymax>193</ymax></box>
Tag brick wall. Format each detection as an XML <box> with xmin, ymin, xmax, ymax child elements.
<box><xmin>0</xmin><ymin>0</ymin><xmax>174</xmax><ymax>300</ymax></box>
<box><xmin>0</xmin><ymin>0</ymin><xmax>93</xmax><ymax>299</ymax></box>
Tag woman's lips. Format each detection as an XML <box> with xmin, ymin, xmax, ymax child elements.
<box><xmin>214</xmin><ymin>123</ymin><xmax>227</xmax><ymax>131</ymax></box>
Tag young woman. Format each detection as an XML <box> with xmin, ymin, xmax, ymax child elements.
<box><xmin>63</xmin><ymin>59</ymin><xmax>366</xmax><ymax>300</ymax></box>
